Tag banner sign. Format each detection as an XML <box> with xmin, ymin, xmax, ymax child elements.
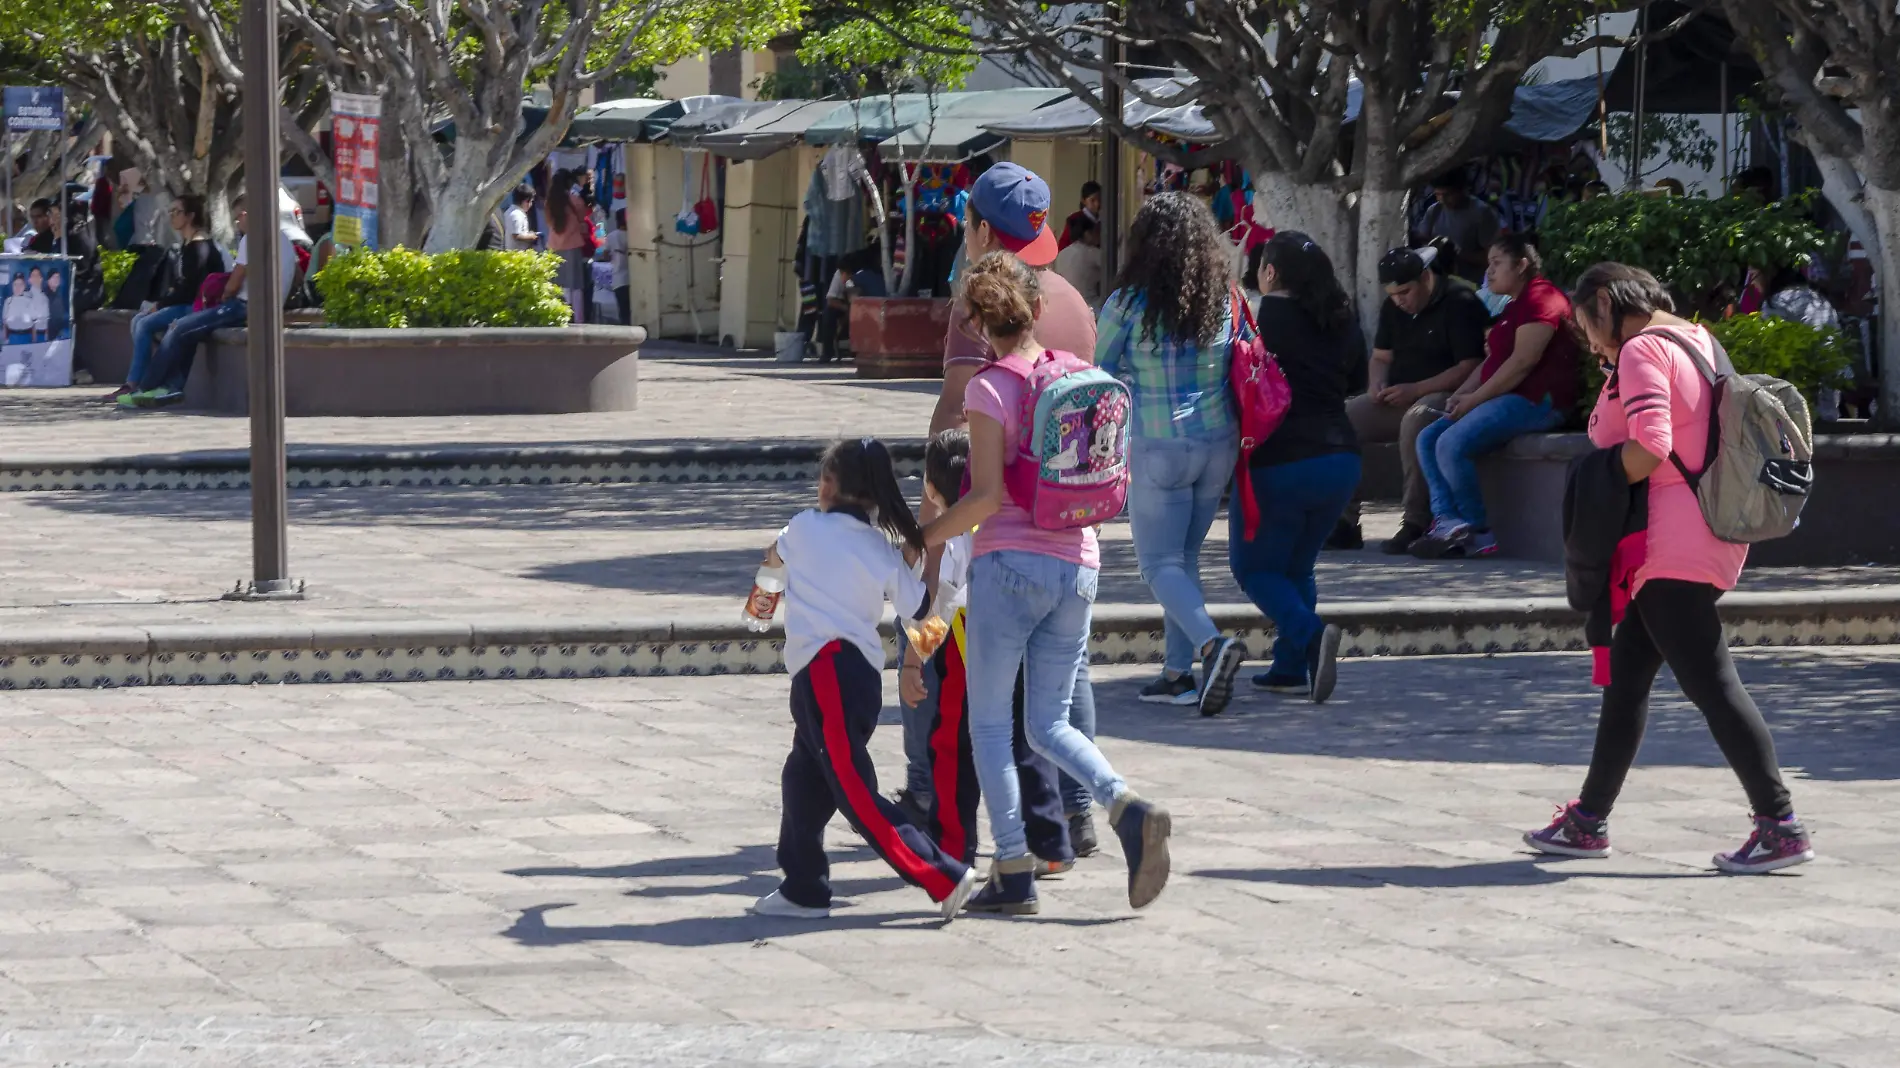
<box><xmin>331</xmin><ymin>91</ymin><xmax>382</xmax><ymax>250</ymax></box>
<box><xmin>2</xmin><ymin>86</ymin><xmax>63</xmax><ymax>133</ymax></box>
<box><xmin>0</xmin><ymin>255</ymin><xmax>74</xmax><ymax>387</ymax></box>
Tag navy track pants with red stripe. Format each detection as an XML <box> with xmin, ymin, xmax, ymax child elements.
<box><xmin>924</xmin><ymin>630</ymin><xmax>1074</xmax><ymax>868</ymax></box>
<box><xmin>776</xmin><ymin>641</ymin><xmax>969</xmax><ymax>909</ymax></box>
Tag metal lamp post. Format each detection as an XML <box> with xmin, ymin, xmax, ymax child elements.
<box><xmin>226</xmin><ymin>0</ymin><xmax>301</xmax><ymax>601</ymax></box>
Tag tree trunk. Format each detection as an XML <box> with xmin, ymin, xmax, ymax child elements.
<box><xmin>1866</xmin><ymin>182</ymin><xmax>1900</xmax><ymax>426</ymax></box>
<box><xmin>1352</xmin><ymin>185</ymin><xmax>1409</xmax><ymax>343</ymax></box>
<box><xmin>423</xmin><ymin>156</ymin><xmax>496</xmax><ymax>253</ymax></box>
<box><xmin>1251</xmin><ymin>168</ymin><xmax>1353</xmax><ymax>308</ymax></box>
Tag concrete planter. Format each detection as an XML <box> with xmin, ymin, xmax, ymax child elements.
<box><xmin>847</xmin><ymin>297</ymin><xmax>951</xmax><ymax>380</ymax></box>
<box><xmin>185</xmin><ymin>325</ymin><xmax>644</xmax><ymax>417</ymax></box>
<box><xmin>77</xmin><ymin>308</ymin><xmax>327</xmax><ymax>388</ymax></box>
<box><xmin>1480</xmin><ymin>432</ymin><xmax>1900</xmax><ymax>566</ymax></box>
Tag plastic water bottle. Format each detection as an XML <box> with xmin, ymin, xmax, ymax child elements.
<box><xmin>741</xmin><ymin>564</ymin><xmax>786</xmax><ymax>632</ymax></box>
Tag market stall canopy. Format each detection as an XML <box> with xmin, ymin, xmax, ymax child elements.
<box><xmin>695</xmin><ymin>99</ymin><xmax>836</xmax><ymax>160</ymax></box>
<box><xmin>980</xmin><ymin>78</ymin><xmax>1220</xmax><ymax>142</ymax></box>
<box><xmin>805</xmin><ymin>88</ymin><xmax>1072</xmax><ymax>153</ymax></box>
<box><xmin>636</xmin><ymin>95</ymin><xmax>742</xmax><ymax>142</ymax></box>
<box><xmin>1499</xmin><ymin>77</ymin><xmax>1604</xmax><ymax>144</ymax></box>
<box><xmin>661</xmin><ymin>98</ymin><xmax>778</xmax><ymax>150</ymax></box>
<box><xmin>432</xmin><ymin>101</ymin><xmax>549</xmax><ymax>144</ymax></box>
<box><xmin>566</xmin><ymin>97</ymin><xmax>700</xmax><ymax>143</ymax></box>
<box><xmin>1603</xmin><ymin>1</ymin><xmax>1759</xmax><ymax>114</ymax></box>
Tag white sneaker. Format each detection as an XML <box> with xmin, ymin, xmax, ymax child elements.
<box><xmin>749</xmin><ymin>889</ymin><xmax>830</xmax><ymax>919</ymax></box>
<box><xmin>940</xmin><ymin>866</ymin><xmax>980</xmax><ymax>922</ymax></box>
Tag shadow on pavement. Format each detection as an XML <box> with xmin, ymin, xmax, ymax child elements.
<box><xmin>1194</xmin><ymin>858</ymin><xmax>1716</xmax><ymax>889</ymax></box>
<box><xmin>501</xmin><ymin>902</ymin><xmax>1126</xmax><ymax>947</ymax></box>
<box><xmin>505</xmin><ymin>844</ymin><xmax>895</xmax><ymax>901</ymax></box>
<box><xmin>1096</xmin><ymin>650</ymin><xmax>1900</xmax><ymax>782</ymax></box>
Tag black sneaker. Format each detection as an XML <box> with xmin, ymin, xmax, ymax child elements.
<box><xmin>1306</xmin><ymin>624</ymin><xmax>1342</xmax><ymax>704</ymax></box>
<box><xmin>1110</xmin><ymin>794</ymin><xmax>1172</xmax><ymax>909</ymax></box>
<box><xmin>1324</xmin><ymin>519</ymin><xmax>1364</xmax><ymax>551</ymax></box>
<box><xmin>1067</xmin><ymin>811</ymin><xmax>1100</xmax><ymax>857</ymax></box>
<box><xmin>891</xmin><ymin>788</ymin><xmax>930</xmax><ymax>827</ymax></box>
<box><xmin>1137</xmin><ymin>673</ymin><xmax>1198</xmax><ymax>706</ymax></box>
<box><xmin>1252</xmin><ymin>671</ymin><xmax>1306</xmax><ymax>693</ymax></box>
<box><xmin>1197</xmin><ymin>636</ymin><xmax>1247</xmax><ymax>718</ymax></box>
<box><xmin>1380</xmin><ymin>521</ymin><xmax>1426</xmax><ymax>555</ymax></box>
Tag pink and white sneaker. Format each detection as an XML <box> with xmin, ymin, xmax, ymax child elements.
<box><xmin>1713</xmin><ymin>815</ymin><xmax>1814</xmax><ymax>874</ymax></box>
<box><xmin>1523</xmin><ymin>801</ymin><xmax>1611</xmax><ymax>859</ymax></box>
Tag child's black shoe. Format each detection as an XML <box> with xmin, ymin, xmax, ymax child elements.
<box><xmin>964</xmin><ymin>857</ymin><xmax>1038</xmax><ymax>915</ymax></box>
<box><xmin>1111</xmin><ymin>793</ymin><xmax>1173</xmax><ymax>909</ymax></box>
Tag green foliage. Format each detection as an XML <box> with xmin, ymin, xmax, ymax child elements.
<box><xmin>1541</xmin><ymin>194</ymin><xmax>1830</xmax><ymax>312</ymax></box>
<box><xmin>100</xmin><ymin>249</ymin><xmax>136</xmax><ymax>305</ymax></box>
<box><xmin>1706</xmin><ymin>313</ymin><xmax>1856</xmax><ymax>405</ymax></box>
<box><xmin>1585</xmin><ymin>113</ymin><xmax>1719</xmax><ymax>182</ymax></box>
<box><xmin>312</xmin><ymin>247</ymin><xmax>572</xmax><ymax>329</ymax></box>
<box><xmin>796</xmin><ymin>3</ymin><xmax>976</xmax><ymax>96</ymax></box>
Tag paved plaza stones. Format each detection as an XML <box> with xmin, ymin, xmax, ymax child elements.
<box><xmin>0</xmin><ymin>651</ymin><xmax>1894</xmax><ymax>1066</ymax></box>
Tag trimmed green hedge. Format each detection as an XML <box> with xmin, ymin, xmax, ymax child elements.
<box><xmin>1541</xmin><ymin>193</ymin><xmax>1829</xmax><ymax>313</ymax></box>
<box><xmin>312</xmin><ymin>247</ymin><xmax>574</xmax><ymax>329</ymax></box>
<box><xmin>1707</xmin><ymin>313</ymin><xmax>1855</xmax><ymax>406</ymax></box>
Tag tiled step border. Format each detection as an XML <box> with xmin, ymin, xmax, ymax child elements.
<box><xmin>2</xmin><ymin>588</ymin><xmax>1894</xmax><ymax>690</ymax></box>
<box><xmin>0</xmin><ymin>441</ymin><xmax>928</xmax><ymax>493</ymax></box>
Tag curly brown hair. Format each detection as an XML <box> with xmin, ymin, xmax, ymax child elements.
<box><xmin>1111</xmin><ymin>190</ymin><xmax>1232</xmax><ymax>344</ymax></box>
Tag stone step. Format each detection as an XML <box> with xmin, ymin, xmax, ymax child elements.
<box><xmin>0</xmin><ymin>588</ymin><xmax>1893</xmax><ymax>691</ymax></box>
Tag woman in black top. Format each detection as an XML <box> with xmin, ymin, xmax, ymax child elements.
<box><xmin>1227</xmin><ymin>232</ymin><xmax>1364</xmax><ymax>703</ymax></box>
<box><xmin>120</xmin><ymin>196</ymin><xmax>224</xmax><ymax>398</ymax></box>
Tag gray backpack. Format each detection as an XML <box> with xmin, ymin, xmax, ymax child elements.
<box><xmin>1642</xmin><ymin>327</ymin><xmax>1813</xmax><ymax>544</ymax></box>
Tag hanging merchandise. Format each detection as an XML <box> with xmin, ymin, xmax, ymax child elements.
<box><xmin>693</xmin><ymin>154</ymin><xmax>719</xmax><ymax>235</ymax></box>
<box><xmin>675</xmin><ymin>152</ymin><xmax>702</xmax><ymax>235</ymax></box>
<box><xmin>821</xmin><ymin>144</ymin><xmax>865</xmax><ymax>201</ymax></box>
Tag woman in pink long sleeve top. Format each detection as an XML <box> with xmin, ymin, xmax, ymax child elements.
<box><xmin>1523</xmin><ymin>262</ymin><xmax>1813</xmax><ymax>875</ymax></box>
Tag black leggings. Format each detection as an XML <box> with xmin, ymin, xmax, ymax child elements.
<box><xmin>1579</xmin><ymin>579</ymin><xmax>1794</xmax><ymax>820</ymax></box>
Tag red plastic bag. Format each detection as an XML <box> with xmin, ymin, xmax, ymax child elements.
<box><xmin>692</xmin><ymin>155</ymin><xmax>719</xmax><ymax>234</ymax></box>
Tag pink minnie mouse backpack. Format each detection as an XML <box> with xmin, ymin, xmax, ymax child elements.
<box><xmin>988</xmin><ymin>349</ymin><xmax>1132</xmax><ymax>530</ymax></box>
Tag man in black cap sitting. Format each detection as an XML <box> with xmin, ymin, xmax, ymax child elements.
<box><xmin>1337</xmin><ymin>244</ymin><xmax>1489</xmax><ymax>554</ymax></box>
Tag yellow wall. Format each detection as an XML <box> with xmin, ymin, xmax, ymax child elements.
<box><xmin>653</xmin><ymin>50</ymin><xmax>780</xmax><ymax>100</ymax></box>
<box><xmin>717</xmin><ymin>150</ymin><xmax>803</xmax><ymax>348</ymax></box>
<box><xmin>624</xmin><ymin>143</ymin><xmax>722</xmax><ymax>340</ymax></box>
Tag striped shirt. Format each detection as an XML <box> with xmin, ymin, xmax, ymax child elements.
<box><xmin>1095</xmin><ymin>288</ymin><xmax>1239</xmax><ymax>440</ymax></box>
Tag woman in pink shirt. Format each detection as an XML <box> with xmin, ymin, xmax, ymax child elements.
<box><xmin>544</xmin><ymin>169</ymin><xmax>590</xmax><ymax>323</ymax></box>
<box><xmin>923</xmin><ymin>251</ymin><xmax>1173</xmax><ymax>916</ymax></box>
<box><xmin>1525</xmin><ymin>263</ymin><xmax>1812</xmax><ymax>874</ymax></box>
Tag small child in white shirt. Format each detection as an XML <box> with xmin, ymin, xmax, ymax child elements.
<box><xmin>751</xmin><ymin>437</ymin><xmax>978</xmax><ymax>922</ymax></box>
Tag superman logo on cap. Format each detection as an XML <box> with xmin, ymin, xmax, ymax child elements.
<box><xmin>1026</xmin><ymin>209</ymin><xmax>1047</xmax><ymax>231</ymax></box>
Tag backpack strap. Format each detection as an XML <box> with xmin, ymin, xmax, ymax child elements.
<box><xmin>1228</xmin><ymin>284</ymin><xmax>1259</xmax><ymax>340</ymax></box>
<box><xmin>1634</xmin><ymin>326</ymin><xmax>1724</xmax><ymax>489</ymax></box>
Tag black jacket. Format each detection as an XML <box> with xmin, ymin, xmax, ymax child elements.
<box><xmin>1563</xmin><ymin>445</ymin><xmax>1648</xmax><ymax>654</ymax></box>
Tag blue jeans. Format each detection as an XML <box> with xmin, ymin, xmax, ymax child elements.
<box><xmin>965</xmin><ymin>551</ymin><xmax>1125</xmax><ymax>862</ymax></box>
<box><xmin>1416</xmin><ymin>394</ymin><xmax>1563</xmax><ymax>529</ymax></box>
<box><xmin>902</xmin><ymin>627</ymin><xmax>1096</xmax><ymax>816</ymax></box>
<box><xmin>1229</xmin><ymin>453</ymin><xmax>1361</xmax><ymax>679</ymax></box>
<box><xmin>128</xmin><ymin>304</ymin><xmax>192</xmax><ymax>387</ymax></box>
<box><xmin>145</xmin><ymin>300</ymin><xmax>248</xmax><ymax>394</ymax></box>
<box><xmin>1128</xmin><ymin>433</ymin><xmax>1239</xmax><ymax>674</ymax></box>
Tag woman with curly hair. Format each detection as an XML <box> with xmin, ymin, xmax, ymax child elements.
<box><xmin>1097</xmin><ymin>191</ymin><xmax>1247</xmax><ymax>717</ymax></box>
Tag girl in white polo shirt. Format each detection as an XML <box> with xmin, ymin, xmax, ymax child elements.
<box><xmin>751</xmin><ymin>437</ymin><xmax>979</xmax><ymax>922</ymax></box>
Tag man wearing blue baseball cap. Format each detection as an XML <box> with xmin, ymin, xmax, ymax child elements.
<box><xmin>912</xmin><ymin>160</ymin><xmax>1104</xmax><ymax>860</ymax></box>
<box><xmin>931</xmin><ymin>162</ymin><xmax>1098</xmax><ymax>437</ymax></box>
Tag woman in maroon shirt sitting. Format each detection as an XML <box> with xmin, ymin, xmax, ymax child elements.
<box><xmin>1409</xmin><ymin>233</ymin><xmax>1580</xmax><ymax>558</ymax></box>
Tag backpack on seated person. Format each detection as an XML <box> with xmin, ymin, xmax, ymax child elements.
<box><xmin>1641</xmin><ymin>326</ymin><xmax>1814</xmax><ymax>544</ymax></box>
<box><xmin>988</xmin><ymin>349</ymin><xmax>1132</xmax><ymax>530</ymax></box>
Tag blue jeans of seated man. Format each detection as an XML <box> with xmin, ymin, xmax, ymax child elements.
<box><xmin>1229</xmin><ymin>453</ymin><xmax>1361</xmax><ymax>680</ymax></box>
<box><xmin>127</xmin><ymin>304</ymin><xmax>192</xmax><ymax>388</ymax></box>
<box><xmin>965</xmin><ymin>550</ymin><xmax>1126</xmax><ymax>862</ymax></box>
<box><xmin>1415</xmin><ymin>394</ymin><xmax>1563</xmax><ymax>530</ymax></box>
<box><xmin>1129</xmin><ymin>432</ymin><xmax>1239</xmax><ymax>676</ymax></box>
<box><xmin>144</xmin><ymin>299</ymin><xmax>248</xmax><ymax>394</ymax></box>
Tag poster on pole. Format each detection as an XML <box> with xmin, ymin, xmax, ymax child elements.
<box><xmin>2</xmin><ymin>87</ymin><xmax>63</xmax><ymax>132</ymax></box>
<box><xmin>331</xmin><ymin>91</ymin><xmax>381</xmax><ymax>251</ymax></box>
<box><xmin>0</xmin><ymin>254</ymin><xmax>75</xmax><ymax>387</ymax></box>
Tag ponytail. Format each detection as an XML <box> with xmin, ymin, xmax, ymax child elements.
<box><xmin>821</xmin><ymin>436</ymin><xmax>925</xmax><ymax>553</ymax></box>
